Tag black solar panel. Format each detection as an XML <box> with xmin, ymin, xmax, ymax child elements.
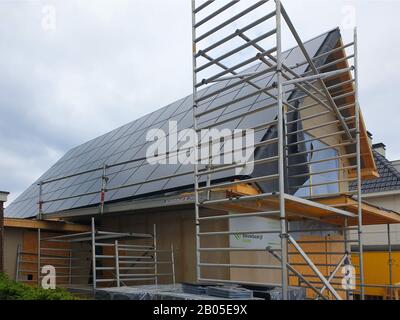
<box><xmin>5</xmin><ymin>29</ymin><xmax>340</xmax><ymax>218</ymax></box>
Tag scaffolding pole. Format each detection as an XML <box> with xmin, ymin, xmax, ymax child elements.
<box><xmin>191</xmin><ymin>0</ymin><xmax>201</xmax><ymax>285</ymax></box>
<box><xmin>100</xmin><ymin>164</ymin><xmax>108</xmax><ymax>214</ymax></box>
<box><xmin>276</xmin><ymin>0</ymin><xmax>289</xmax><ymax>301</ymax></box>
<box><xmin>115</xmin><ymin>240</ymin><xmax>120</xmax><ymax>287</ymax></box>
<box><xmin>37</xmin><ymin>229</ymin><xmax>41</xmax><ymax>287</ymax></box>
<box><xmin>153</xmin><ymin>224</ymin><xmax>158</xmax><ymax>287</ymax></box>
<box><xmin>387</xmin><ymin>224</ymin><xmax>393</xmax><ymax>299</ymax></box>
<box><xmin>354</xmin><ymin>27</ymin><xmax>365</xmax><ymax>300</ymax></box>
<box><xmin>37</xmin><ymin>182</ymin><xmax>43</xmax><ymax>220</ymax></box>
<box><xmin>171</xmin><ymin>243</ymin><xmax>176</xmax><ymax>285</ymax></box>
<box><xmin>91</xmin><ymin>217</ymin><xmax>96</xmax><ymax>290</ymax></box>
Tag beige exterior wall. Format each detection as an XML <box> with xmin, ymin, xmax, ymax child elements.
<box><xmin>3</xmin><ymin>207</ymin><xmax>350</xmax><ymax>290</ymax></box>
<box><xmin>97</xmin><ymin>207</ymin><xmax>344</xmax><ymax>287</ymax></box>
<box><xmin>3</xmin><ymin>228</ymin><xmax>24</xmax><ymax>280</ymax></box>
<box><xmin>3</xmin><ymin>227</ymin><xmax>91</xmax><ymax>287</ymax></box>
<box><xmin>99</xmin><ymin>209</ymin><xmax>196</xmax><ymax>283</ymax></box>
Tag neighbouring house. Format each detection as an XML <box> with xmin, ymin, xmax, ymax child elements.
<box><xmin>349</xmin><ymin>142</ymin><xmax>400</xmax><ymax>299</ymax></box>
<box><xmin>351</xmin><ymin>142</ymin><xmax>400</xmax><ymax>245</ymax></box>
<box><xmin>2</xmin><ymin>28</ymin><xmax>399</xmax><ymax>300</ymax></box>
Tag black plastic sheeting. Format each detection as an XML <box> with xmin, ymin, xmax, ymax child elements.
<box><xmin>250</xmin><ymin>106</ymin><xmax>309</xmax><ymax>195</ymax></box>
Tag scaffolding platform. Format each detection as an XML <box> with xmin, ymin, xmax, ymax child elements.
<box><xmin>200</xmin><ymin>189</ymin><xmax>400</xmax><ymax>227</ymax></box>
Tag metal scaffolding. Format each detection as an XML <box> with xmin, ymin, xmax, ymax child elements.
<box><xmin>26</xmin><ymin>0</ymin><xmax>400</xmax><ymax>300</ymax></box>
<box><xmin>16</xmin><ymin>219</ymin><xmax>175</xmax><ymax>291</ymax></box>
<box><xmin>190</xmin><ymin>0</ymin><xmax>399</xmax><ymax>300</ymax></box>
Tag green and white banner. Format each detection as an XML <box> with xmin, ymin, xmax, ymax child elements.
<box><xmin>229</xmin><ymin>216</ymin><xmax>280</xmax><ymax>250</ymax></box>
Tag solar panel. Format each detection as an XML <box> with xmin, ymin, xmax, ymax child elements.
<box><xmin>5</xmin><ymin>29</ymin><xmax>340</xmax><ymax>218</ymax></box>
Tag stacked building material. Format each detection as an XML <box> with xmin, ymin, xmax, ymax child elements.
<box><xmin>268</xmin><ymin>286</ymin><xmax>306</xmax><ymax>300</ymax></box>
<box><xmin>206</xmin><ymin>286</ymin><xmax>253</xmax><ymax>299</ymax></box>
<box><xmin>182</xmin><ymin>283</ymin><xmax>209</xmax><ymax>295</ymax></box>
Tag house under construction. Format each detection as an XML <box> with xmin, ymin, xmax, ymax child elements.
<box><xmin>2</xmin><ymin>0</ymin><xmax>400</xmax><ymax>300</ymax></box>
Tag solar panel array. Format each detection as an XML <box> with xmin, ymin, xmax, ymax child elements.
<box><xmin>5</xmin><ymin>29</ymin><xmax>338</xmax><ymax>218</ymax></box>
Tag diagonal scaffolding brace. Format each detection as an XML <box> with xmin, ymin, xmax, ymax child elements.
<box><xmin>280</xmin><ymin>4</ymin><xmax>354</xmax><ymax>142</ymax></box>
<box><xmin>288</xmin><ymin>235</ymin><xmax>342</xmax><ymax>300</ymax></box>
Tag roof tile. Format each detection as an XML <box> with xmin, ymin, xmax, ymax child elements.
<box><xmin>350</xmin><ymin>151</ymin><xmax>400</xmax><ymax>194</ymax></box>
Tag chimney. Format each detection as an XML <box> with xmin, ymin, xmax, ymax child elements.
<box><xmin>0</xmin><ymin>191</ymin><xmax>9</xmax><ymax>274</ymax></box>
<box><xmin>372</xmin><ymin>143</ymin><xmax>386</xmax><ymax>157</ymax></box>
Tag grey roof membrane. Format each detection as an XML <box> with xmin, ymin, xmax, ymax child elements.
<box><xmin>350</xmin><ymin>150</ymin><xmax>400</xmax><ymax>194</ymax></box>
<box><xmin>5</xmin><ymin>29</ymin><xmax>341</xmax><ymax>218</ymax></box>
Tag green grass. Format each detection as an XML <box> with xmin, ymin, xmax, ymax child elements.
<box><xmin>0</xmin><ymin>273</ymin><xmax>79</xmax><ymax>300</ymax></box>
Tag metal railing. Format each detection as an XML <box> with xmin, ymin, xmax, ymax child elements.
<box><xmin>18</xmin><ymin>220</ymin><xmax>176</xmax><ymax>290</ymax></box>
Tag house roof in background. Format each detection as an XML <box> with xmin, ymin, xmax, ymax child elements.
<box><xmin>351</xmin><ymin>150</ymin><xmax>400</xmax><ymax>194</ymax></box>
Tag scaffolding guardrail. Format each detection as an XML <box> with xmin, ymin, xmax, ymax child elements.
<box><xmin>16</xmin><ymin>220</ymin><xmax>176</xmax><ymax>291</ymax></box>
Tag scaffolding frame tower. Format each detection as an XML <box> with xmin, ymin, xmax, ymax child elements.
<box><xmin>191</xmin><ymin>0</ymin><xmax>368</xmax><ymax>300</ymax></box>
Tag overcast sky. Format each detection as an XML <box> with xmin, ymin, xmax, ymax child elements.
<box><xmin>1</xmin><ymin>0</ymin><xmax>400</xmax><ymax>204</ymax></box>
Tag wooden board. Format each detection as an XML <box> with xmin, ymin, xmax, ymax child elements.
<box><xmin>4</xmin><ymin>218</ymin><xmax>90</xmax><ymax>232</ymax></box>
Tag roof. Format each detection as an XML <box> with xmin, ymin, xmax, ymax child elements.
<box><xmin>350</xmin><ymin>150</ymin><xmax>400</xmax><ymax>194</ymax></box>
<box><xmin>6</xmin><ymin>29</ymin><xmax>342</xmax><ymax>219</ymax></box>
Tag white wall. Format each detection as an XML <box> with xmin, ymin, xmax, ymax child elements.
<box><xmin>391</xmin><ymin>160</ymin><xmax>400</xmax><ymax>172</ymax></box>
<box><xmin>350</xmin><ymin>193</ymin><xmax>400</xmax><ymax>245</ymax></box>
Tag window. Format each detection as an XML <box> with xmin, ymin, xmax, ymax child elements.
<box><xmin>294</xmin><ymin>134</ymin><xmax>340</xmax><ymax>197</ymax></box>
